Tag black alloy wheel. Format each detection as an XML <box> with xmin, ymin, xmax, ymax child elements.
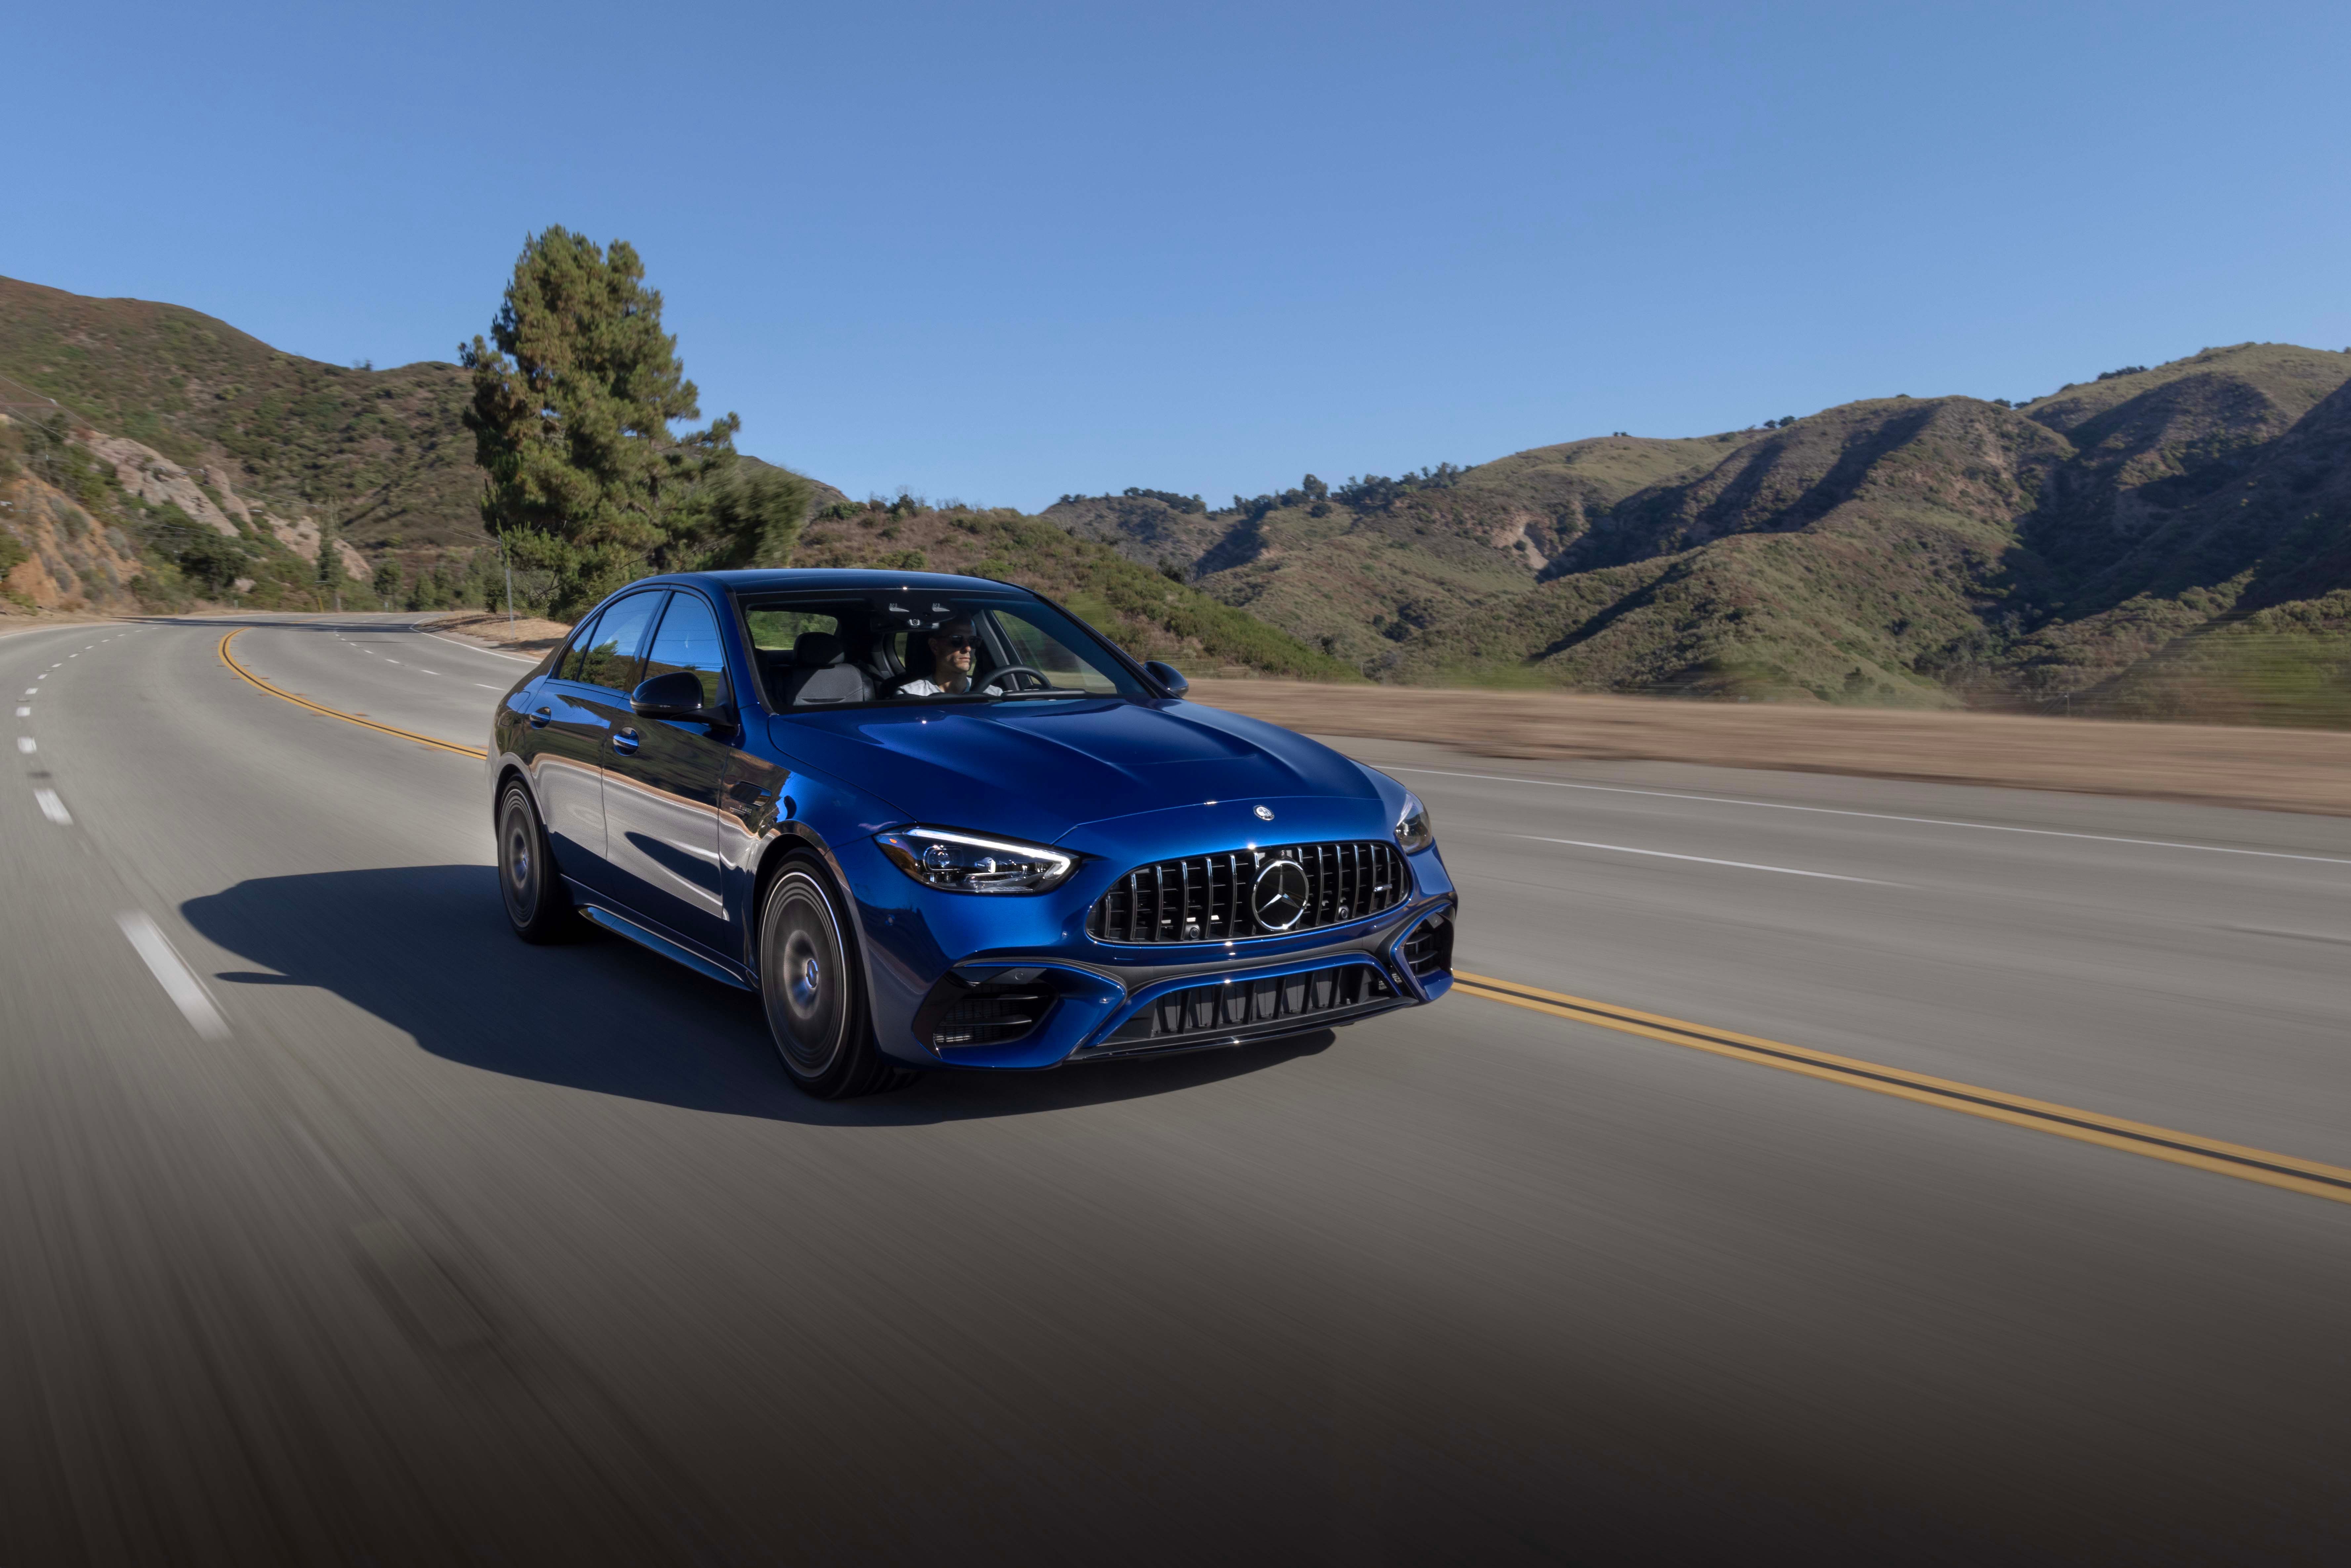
<box><xmin>497</xmin><ymin>782</ymin><xmax>577</xmax><ymax>943</ymax></box>
<box><xmin>758</xmin><ymin>854</ymin><xmax>903</xmax><ymax>1099</ymax></box>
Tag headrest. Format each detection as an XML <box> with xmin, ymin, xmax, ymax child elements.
<box><xmin>792</xmin><ymin>631</ymin><xmax>844</xmax><ymax>667</ymax></box>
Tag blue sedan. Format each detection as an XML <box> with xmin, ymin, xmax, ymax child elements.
<box><xmin>487</xmin><ymin>569</ymin><xmax>1457</xmax><ymax>1097</ymax></box>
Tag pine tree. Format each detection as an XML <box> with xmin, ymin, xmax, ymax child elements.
<box><xmin>461</xmin><ymin>228</ymin><xmax>741</xmax><ymax>615</ymax></box>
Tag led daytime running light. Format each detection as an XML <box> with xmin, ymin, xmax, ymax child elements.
<box><xmin>876</xmin><ymin>826</ymin><xmax>1077</xmax><ymax>895</ymax></box>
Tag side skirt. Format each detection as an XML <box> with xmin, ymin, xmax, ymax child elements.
<box><xmin>571</xmin><ymin>894</ymin><xmax>753</xmax><ymax>992</ymax></box>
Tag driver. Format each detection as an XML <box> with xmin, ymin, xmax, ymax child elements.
<box><xmin>897</xmin><ymin>619</ymin><xmax>1004</xmax><ymax>697</ymax></box>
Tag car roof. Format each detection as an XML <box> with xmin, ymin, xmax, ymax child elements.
<box><xmin>650</xmin><ymin>568</ymin><xmax>1036</xmax><ymax>598</ymax></box>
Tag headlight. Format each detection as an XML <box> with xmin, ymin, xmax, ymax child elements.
<box><xmin>1395</xmin><ymin>792</ymin><xmax>1434</xmax><ymax>853</ymax></box>
<box><xmin>875</xmin><ymin>826</ymin><xmax>1077</xmax><ymax>894</ymax></box>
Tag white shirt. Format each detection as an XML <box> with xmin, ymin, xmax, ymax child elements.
<box><xmin>897</xmin><ymin>677</ymin><xmax>1002</xmax><ymax>697</ymax></box>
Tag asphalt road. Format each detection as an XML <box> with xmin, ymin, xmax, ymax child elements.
<box><xmin>5</xmin><ymin>611</ymin><xmax>2350</xmax><ymax>1565</ymax></box>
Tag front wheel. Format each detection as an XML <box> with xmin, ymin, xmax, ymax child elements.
<box><xmin>497</xmin><ymin>782</ymin><xmax>578</xmax><ymax>943</ymax></box>
<box><xmin>758</xmin><ymin>855</ymin><xmax>903</xmax><ymax>1099</ymax></box>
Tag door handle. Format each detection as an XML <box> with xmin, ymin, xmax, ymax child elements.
<box><xmin>611</xmin><ymin>729</ymin><xmax>640</xmax><ymax>756</ymax></box>
<box><xmin>529</xmin><ymin>706</ymin><xmax>551</xmax><ymax>728</ymax></box>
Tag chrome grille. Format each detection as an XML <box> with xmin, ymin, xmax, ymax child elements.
<box><xmin>1087</xmin><ymin>841</ymin><xmax>1406</xmax><ymax>945</ymax></box>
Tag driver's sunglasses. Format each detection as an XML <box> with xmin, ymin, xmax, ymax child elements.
<box><xmin>935</xmin><ymin>634</ymin><xmax>977</xmax><ymax>649</ymax></box>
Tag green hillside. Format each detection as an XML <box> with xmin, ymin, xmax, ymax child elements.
<box><xmin>0</xmin><ymin>274</ymin><xmax>482</xmax><ymax>556</ymax></box>
<box><xmin>1044</xmin><ymin>435</ymin><xmax>1726</xmax><ymax>669</ymax></box>
<box><xmin>0</xmin><ymin>274</ymin><xmax>841</xmax><ymax>573</ymax></box>
<box><xmin>1058</xmin><ymin>345</ymin><xmax>2351</xmax><ymax>719</ymax></box>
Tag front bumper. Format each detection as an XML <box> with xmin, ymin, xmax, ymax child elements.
<box><xmin>876</xmin><ymin>889</ymin><xmax>1457</xmax><ymax>1071</ymax></box>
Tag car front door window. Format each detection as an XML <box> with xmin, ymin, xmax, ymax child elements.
<box><xmin>575</xmin><ymin>593</ymin><xmax>663</xmax><ymax>691</ymax></box>
<box><xmin>641</xmin><ymin>592</ymin><xmax>729</xmax><ymax>707</ymax></box>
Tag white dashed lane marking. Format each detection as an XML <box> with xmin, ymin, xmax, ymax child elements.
<box><xmin>34</xmin><ymin>788</ymin><xmax>71</xmax><ymax>825</ymax></box>
<box><xmin>1518</xmin><ymin>835</ymin><xmax>1903</xmax><ymax>886</ymax></box>
<box><xmin>116</xmin><ymin>913</ymin><xmax>231</xmax><ymax>1040</ymax></box>
<box><xmin>14</xmin><ymin>707</ymin><xmax>27</xmax><ymax>718</ymax></box>
<box><xmin>16</xmin><ymin>737</ymin><xmax>33</xmax><ymax>754</ymax></box>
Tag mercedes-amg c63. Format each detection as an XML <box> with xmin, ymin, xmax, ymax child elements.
<box><xmin>488</xmin><ymin>569</ymin><xmax>1456</xmax><ymax>1097</ymax></box>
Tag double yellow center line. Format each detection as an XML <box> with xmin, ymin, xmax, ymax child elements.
<box><xmin>219</xmin><ymin>628</ymin><xmax>487</xmax><ymax>760</ymax></box>
<box><xmin>1455</xmin><ymin>972</ymin><xmax>2351</xmax><ymax>1206</ymax></box>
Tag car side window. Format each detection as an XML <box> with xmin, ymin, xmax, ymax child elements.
<box><xmin>742</xmin><ymin>608</ymin><xmax>841</xmax><ymax>650</ymax></box>
<box><xmin>556</xmin><ymin>610</ymin><xmax>604</xmax><ymax>683</ymax></box>
<box><xmin>993</xmin><ymin>607</ymin><xmax>1120</xmax><ymax>693</ymax></box>
<box><xmin>643</xmin><ymin>592</ymin><xmax>728</xmax><ymax>707</ymax></box>
<box><xmin>574</xmin><ymin>591</ymin><xmax>664</xmax><ymax>691</ymax></box>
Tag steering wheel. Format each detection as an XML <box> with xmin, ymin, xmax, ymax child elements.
<box><xmin>986</xmin><ymin>664</ymin><xmax>1054</xmax><ymax>692</ymax></box>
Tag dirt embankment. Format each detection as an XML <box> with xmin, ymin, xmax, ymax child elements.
<box><xmin>1185</xmin><ymin>679</ymin><xmax>2351</xmax><ymax>818</ymax></box>
<box><xmin>417</xmin><ymin>610</ymin><xmax>571</xmax><ymax>656</ymax></box>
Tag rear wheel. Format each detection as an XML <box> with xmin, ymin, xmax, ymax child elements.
<box><xmin>758</xmin><ymin>854</ymin><xmax>904</xmax><ymax>1099</ymax></box>
<box><xmin>497</xmin><ymin>782</ymin><xmax>578</xmax><ymax>943</ymax></box>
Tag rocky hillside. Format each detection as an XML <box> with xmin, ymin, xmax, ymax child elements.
<box><xmin>0</xmin><ymin>275</ymin><xmax>840</xmax><ymax>586</ymax></box>
<box><xmin>1044</xmin><ymin>435</ymin><xmax>1727</xmax><ymax>667</ymax></box>
<box><xmin>1061</xmin><ymin>345</ymin><xmax>2351</xmax><ymax>715</ymax></box>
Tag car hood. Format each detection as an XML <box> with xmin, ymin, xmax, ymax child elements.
<box><xmin>766</xmin><ymin>697</ymin><xmax>1380</xmax><ymax>845</ymax></box>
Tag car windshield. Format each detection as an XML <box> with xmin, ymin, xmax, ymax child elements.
<box><xmin>735</xmin><ymin>591</ymin><xmax>1150</xmax><ymax>711</ymax></box>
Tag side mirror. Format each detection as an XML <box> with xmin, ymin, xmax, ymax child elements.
<box><xmin>631</xmin><ymin>670</ymin><xmax>730</xmax><ymax>727</ymax></box>
<box><xmin>1144</xmin><ymin>660</ymin><xmax>1189</xmax><ymax>697</ymax></box>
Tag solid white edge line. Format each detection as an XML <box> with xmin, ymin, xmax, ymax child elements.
<box><xmin>411</xmin><ymin>626</ymin><xmax>539</xmax><ymax>663</ymax></box>
<box><xmin>1518</xmin><ymin>835</ymin><xmax>1902</xmax><ymax>884</ymax></box>
<box><xmin>116</xmin><ymin>912</ymin><xmax>231</xmax><ymax>1040</ymax></box>
<box><xmin>1388</xmin><ymin>766</ymin><xmax>2351</xmax><ymax>868</ymax></box>
<box><xmin>34</xmin><ymin>788</ymin><xmax>71</xmax><ymax>825</ymax></box>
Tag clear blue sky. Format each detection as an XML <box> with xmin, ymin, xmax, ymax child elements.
<box><xmin>10</xmin><ymin>1</ymin><xmax>2348</xmax><ymax>509</ymax></box>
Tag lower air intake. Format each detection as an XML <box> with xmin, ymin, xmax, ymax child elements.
<box><xmin>1400</xmin><ymin>911</ymin><xmax>1453</xmax><ymax>977</ymax></box>
<box><xmin>932</xmin><ymin>985</ymin><xmax>1050</xmax><ymax>1047</ymax></box>
<box><xmin>1092</xmin><ymin>965</ymin><xmax>1397</xmax><ymax>1054</ymax></box>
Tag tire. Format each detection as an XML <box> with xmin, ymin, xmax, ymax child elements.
<box><xmin>497</xmin><ymin>782</ymin><xmax>578</xmax><ymax>943</ymax></box>
<box><xmin>758</xmin><ymin>854</ymin><xmax>903</xmax><ymax>1099</ymax></box>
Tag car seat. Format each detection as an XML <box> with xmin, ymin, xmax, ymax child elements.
<box><xmin>890</xmin><ymin>631</ymin><xmax>937</xmax><ymax>692</ymax></box>
<box><xmin>778</xmin><ymin>632</ymin><xmax>874</xmax><ymax>706</ymax></box>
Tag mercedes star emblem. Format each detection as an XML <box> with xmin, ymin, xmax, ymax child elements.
<box><xmin>1254</xmin><ymin>805</ymin><xmax>1274</xmax><ymax>821</ymax></box>
<box><xmin>1253</xmin><ymin>858</ymin><xmax>1311</xmax><ymax>930</ymax></box>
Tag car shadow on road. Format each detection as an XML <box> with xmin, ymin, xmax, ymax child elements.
<box><xmin>181</xmin><ymin>865</ymin><xmax>1330</xmax><ymax>1126</ymax></box>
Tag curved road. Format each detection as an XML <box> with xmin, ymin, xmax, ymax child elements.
<box><xmin>5</xmin><ymin>613</ymin><xmax>2350</xmax><ymax>1564</ymax></box>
